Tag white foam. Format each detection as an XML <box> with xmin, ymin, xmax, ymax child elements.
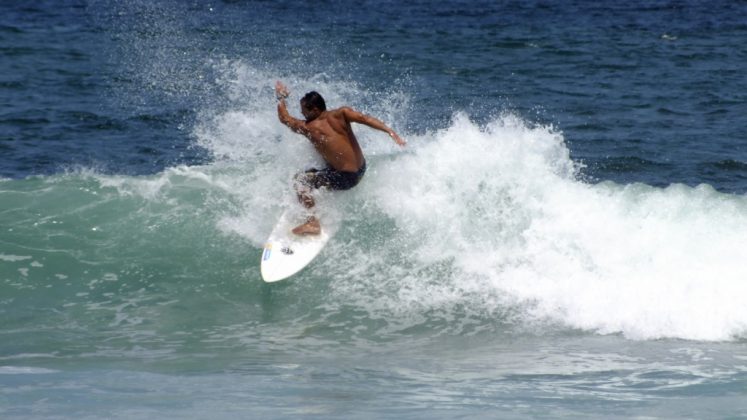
<box><xmin>0</xmin><ymin>366</ymin><xmax>58</xmax><ymax>375</ymax></box>
<box><xmin>191</xmin><ymin>60</ymin><xmax>747</xmax><ymax>341</ymax></box>
<box><xmin>368</xmin><ymin>112</ymin><xmax>747</xmax><ymax>341</ymax></box>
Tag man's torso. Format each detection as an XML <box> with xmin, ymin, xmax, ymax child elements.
<box><xmin>304</xmin><ymin>109</ymin><xmax>364</xmax><ymax>172</ymax></box>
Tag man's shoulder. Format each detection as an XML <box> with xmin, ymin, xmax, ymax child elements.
<box><xmin>323</xmin><ymin>107</ymin><xmax>351</xmax><ymax>121</ymax></box>
<box><xmin>327</xmin><ymin>107</ymin><xmax>350</xmax><ymax>115</ymax></box>
<box><xmin>331</xmin><ymin>106</ymin><xmax>362</xmax><ymax>120</ymax></box>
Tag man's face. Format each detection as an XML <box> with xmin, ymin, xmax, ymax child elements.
<box><xmin>301</xmin><ymin>101</ymin><xmax>320</xmax><ymax>121</ymax></box>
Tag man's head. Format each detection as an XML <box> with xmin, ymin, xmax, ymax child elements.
<box><xmin>300</xmin><ymin>91</ymin><xmax>326</xmax><ymax>121</ymax></box>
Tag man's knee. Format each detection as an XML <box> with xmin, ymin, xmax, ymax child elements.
<box><xmin>293</xmin><ymin>172</ymin><xmax>311</xmax><ymax>188</ymax></box>
<box><xmin>295</xmin><ymin>170</ymin><xmax>324</xmax><ymax>191</ymax></box>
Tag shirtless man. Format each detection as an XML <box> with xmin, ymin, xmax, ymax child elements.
<box><xmin>275</xmin><ymin>81</ymin><xmax>406</xmax><ymax>235</ymax></box>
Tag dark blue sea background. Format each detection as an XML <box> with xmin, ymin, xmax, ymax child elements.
<box><xmin>2</xmin><ymin>1</ymin><xmax>747</xmax><ymax>418</ymax></box>
<box><xmin>4</xmin><ymin>0</ymin><xmax>747</xmax><ymax>190</ymax></box>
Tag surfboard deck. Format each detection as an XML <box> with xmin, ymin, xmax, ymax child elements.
<box><xmin>260</xmin><ymin>209</ymin><xmax>338</xmax><ymax>282</ymax></box>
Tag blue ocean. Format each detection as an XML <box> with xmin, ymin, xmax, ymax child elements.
<box><xmin>2</xmin><ymin>0</ymin><xmax>747</xmax><ymax>418</ymax></box>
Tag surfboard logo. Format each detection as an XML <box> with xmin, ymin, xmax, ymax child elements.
<box><xmin>262</xmin><ymin>244</ymin><xmax>272</xmax><ymax>261</ymax></box>
<box><xmin>281</xmin><ymin>246</ymin><xmax>294</xmax><ymax>255</ymax></box>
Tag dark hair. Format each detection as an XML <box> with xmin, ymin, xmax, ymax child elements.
<box><xmin>301</xmin><ymin>91</ymin><xmax>326</xmax><ymax>111</ymax></box>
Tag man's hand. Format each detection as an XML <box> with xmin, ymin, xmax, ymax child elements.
<box><xmin>390</xmin><ymin>131</ymin><xmax>406</xmax><ymax>147</ymax></box>
<box><xmin>275</xmin><ymin>81</ymin><xmax>290</xmax><ymax>101</ymax></box>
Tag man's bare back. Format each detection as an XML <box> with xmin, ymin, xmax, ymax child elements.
<box><xmin>275</xmin><ymin>81</ymin><xmax>405</xmax><ymax>235</ymax></box>
<box><xmin>300</xmin><ymin>108</ymin><xmax>366</xmax><ymax>172</ymax></box>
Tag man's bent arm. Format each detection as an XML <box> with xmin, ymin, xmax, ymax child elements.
<box><xmin>277</xmin><ymin>98</ymin><xmax>307</xmax><ymax>134</ymax></box>
<box><xmin>275</xmin><ymin>81</ymin><xmax>307</xmax><ymax>135</ymax></box>
<box><xmin>342</xmin><ymin>107</ymin><xmax>406</xmax><ymax>146</ymax></box>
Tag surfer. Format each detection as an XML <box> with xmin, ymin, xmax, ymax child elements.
<box><xmin>275</xmin><ymin>81</ymin><xmax>406</xmax><ymax>236</ymax></box>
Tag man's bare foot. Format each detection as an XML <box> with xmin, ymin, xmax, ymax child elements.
<box><xmin>292</xmin><ymin>217</ymin><xmax>321</xmax><ymax>236</ymax></box>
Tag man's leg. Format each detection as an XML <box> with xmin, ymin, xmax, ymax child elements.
<box><xmin>292</xmin><ymin>171</ymin><xmax>322</xmax><ymax>235</ymax></box>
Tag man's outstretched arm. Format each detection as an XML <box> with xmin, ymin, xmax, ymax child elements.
<box><xmin>341</xmin><ymin>107</ymin><xmax>406</xmax><ymax>146</ymax></box>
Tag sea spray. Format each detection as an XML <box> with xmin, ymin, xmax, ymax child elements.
<box><xmin>184</xmin><ymin>61</ymin><xmax>747</xmax><ymax>341</ymax></box>
<box><xmin>193</xmin><ymin>60</ymin><xmax>411</xmax><ymax>245</ymax></box>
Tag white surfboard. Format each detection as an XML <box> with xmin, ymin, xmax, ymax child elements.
<box><xmin>260</xmin><ymin>209</ymin><xmax>338</xmax><ymax>282</ymax></box>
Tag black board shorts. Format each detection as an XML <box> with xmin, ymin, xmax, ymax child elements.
<box><xmin>298</xmin><ymin>161</ymin><xmax>366</xmax><ymax>191</ymax></box>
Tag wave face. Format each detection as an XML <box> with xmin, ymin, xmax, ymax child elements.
<box><xmin>3</xmin><ymin>62</ymin><xmax>747</xmax><ymax>346</ymax></box>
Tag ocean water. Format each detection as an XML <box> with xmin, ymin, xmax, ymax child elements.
<box><xmin>2</xmin><ymin>0</ymin><xmax>747</xmax><ymax>418</ymax></box>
